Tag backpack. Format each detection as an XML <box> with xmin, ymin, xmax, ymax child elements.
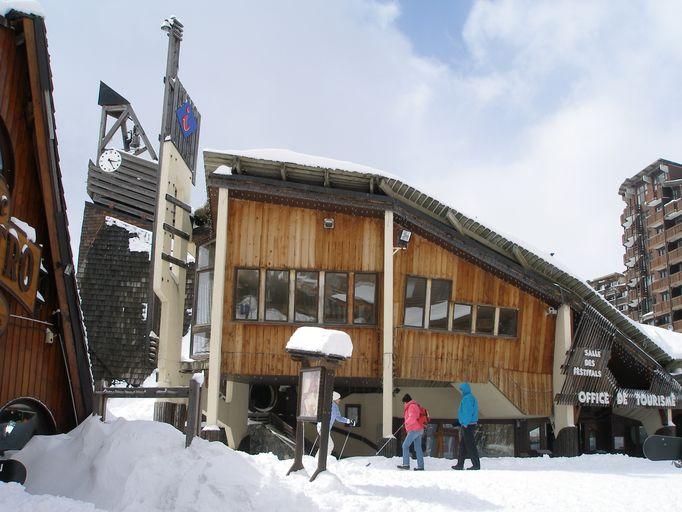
<box><xmin>418</xmin><ymin>405</ymin><xmax>430</xmax><ymax>427</ymax></box>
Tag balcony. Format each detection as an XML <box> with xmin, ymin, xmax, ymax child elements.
<box><xmin>650</xmin><ymin>254</ymin><xmax>667</xmax><ymax>270</ymax></box>
<box><xmin>647</xmin><ymin>209</ymin><xmax>665</xmax><ymax>227</ymax></box>
<box><xmin>651</xmin><ymin>278</ymin><xmax>669</xmax><ymax>293</ymax></box>
<box><xmin>623</xmin><ymin>235</ymin><xmax>635</xmax><ymax>248</ymax></box>
<box><xmin>621</xmin><ymin>211</ymin><xmax>634</xmax><ymax>228</ymax></box>
<box><xmin>665</xmin><ymin>198</ymin><xmax>682</xmax><ymax>220</ymax></box>
<box><xmin>670</xmin><ymin>272</ymin><xmax>682</xmax><ymax>288</ymax></box>
<box><xmin>653</xmin><ymin>302</ymin><xmax>670</xmax><ymax>317</ymax></box>
<box><xmin>672</xmin><ymin>295</ymin><xmax>682</xmax><ymax>311</ymax></box>
<box><xmin>667</xmin><ymin>223</ymin><xmax>682</xmax><ymax>243</ymax></box>
<box><xmin>648</xmin><ymin>230</ymin><xmax>666</xmax><ymax>248</ymax></box>
<box><xmin>669</xmin><ymin>247</ymin><xmax>682</xmax><ymax>265</ymax></box>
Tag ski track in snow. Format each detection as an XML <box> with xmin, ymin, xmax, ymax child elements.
<box><xmin>0</xmin><ymin>416</ymin><xmax>680</xmax><ymax>511</ymax></box>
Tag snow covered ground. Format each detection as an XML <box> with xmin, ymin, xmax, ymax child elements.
<box><xmin>1</xmin><ymin>417</ymin><xmax>680</xmax><ymax>512</ymax></box>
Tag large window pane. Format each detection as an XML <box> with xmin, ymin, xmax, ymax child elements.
<box><xmin>404</xmin><ymin>276</ymin><xmax>427</xmax><ymax>327</ymax></box>
<box><xmin>353</xmin><ymin>273</ymin><xmax>377</xmax><ymax>324</ymax></box>
<box><xmin>197</xmin><ymin>242</ymin><xmax>215</xmax><ymax>269</ymax></box>
<box><xmin>235</xmin><ymin>269</ymin><xmax>259</xmax><ymax>320</ymax></box>
<box><xmin>498</xmin><ymin>308</ymin><xmax>518</xmax><ymax>337</ymax></box>
<box><xmin>195</xmin><ymin>270</ymin><xmax>213</xmax><ymax>325</ymax></box>
<box><xmin>429</xmin><ymin>279</ymin><xmax>451</xmax><ymax>329</ymax></box>
<box><xmin>475</xmin><ymin>305</ymin><xmax>495</xmax><ymax>334</ymax></box>
<box><xmin>324</xmin><ymin>272</ymin><xmax>348</xmax><ymax>324</ymax></box>
<box><xmin>295</xmin><ymin>271</ymin><xmax>319</xmax><ymax>322</ymax></box>
<box><xmin>452</xmin><ymin>304</ymin><xmax>472</xmax><ymax>332</ymax></box>
<box><xmin>191</xmin><ymin>331</ymin><xmax>210</xmax><ymax>357</ymax></box>
<box><xmin>265</xmin><ymin>270</ymin><xmax>289</xmax><ymax>321</ymax></box>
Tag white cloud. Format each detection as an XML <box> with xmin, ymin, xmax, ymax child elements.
<box><xmin>40</xmin><ymin>0</ymin><xmax>682</xmax><ymax>280</ymax></box>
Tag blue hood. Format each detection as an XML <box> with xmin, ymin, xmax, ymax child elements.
<box><xmin>459</xmin><ymin>382</ymin><xmax>471</xmax><ymax>395</ymax></box>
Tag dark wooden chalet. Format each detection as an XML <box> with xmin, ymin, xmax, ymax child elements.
<box><xmin>0</xmin><ymin>7</ymin><xmax>92</xmax><ymax>449</ymax></box>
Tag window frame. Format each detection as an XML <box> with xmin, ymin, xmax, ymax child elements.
<box><xmin>428</xmin><ymin>278</ymin><xmax>452</xmax><ymax>331</ymax></box>
<box><xmin>233</xmin><ymin>267</ymin><xmax>261</xmax><ymax>321</ymax></box>
<box><xmin>323</xmin><ymin>271</ymin><xmax>349</xmax><ymax>325</ymax></box>
<box><xmin>451</xmin><ymin>302</ymin><xmax>474</xmax><ymax>334</ymax></box>
<box><xmin>190</xmin><ymin>240</ymin><xmax>216</xmax><ymax>359</ymax></box>
<box><xmin>403</xmin><ymin>275</ymin><xmax>428</xmax><ymax>328</ymax></box>
<box><xmin>294</xmin><ymin>269</ymin><xmax>320</xmax><ymax>323</ymax></box>
<box><xmin>352</xmin><ymin>272</ymin><xmax>378</xmax><ymax>325</ymax></box>
<box><xmin>473</xmin><ymin>304</ymin><xmax>496</xmax><ymax>335</ymax></box>
<box><xmin>496</xmin><ymin>307</ymin><xmax>519</xmax><ymax>338</ymax></box>
<box><xmin>264</xmin><ymin>268</ymin><xmax>290</xmax><ymax>323</ymax></box>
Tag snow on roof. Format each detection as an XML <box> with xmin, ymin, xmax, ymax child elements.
<box><xmin>206</xmin><ymin>148</ymin><xmax>400</xmax><ymax>180</ymax></box>
<box><xmin>105</xmin><ymin>216</ymin><xmax>152</xmax><ymax>256</ymax></box>
<box><xmin>1</xmin><ymin>0</ymin><xmax>45</xmax><ymax>17</ymax></box>
<box><xmin>286</xmin><ymin>326</ymin><xmax>353</xmax><ymax>358</ymax></box>
<box><xmin>636</xmin><ymin>324</ymin><xmax>682</xmax><ymax>361</ymax></box>
<box><xmin>207</xmin><ymin>147</ymin><xmax>679</xmax><ymax>364</ymax></box>
<box><xmin>10</xmin><ymin>216</ymin><xmax>36</xmax><ymax>243</ymax></box>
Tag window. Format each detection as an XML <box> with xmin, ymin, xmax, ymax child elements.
<box><xmin>265</xmin><ymin>270</ymin><xmax>289</xmax><ymax>321</ymax></box>
<box><xmin>657</xmin><ymin>247</ymin><xmax>666</xmax><ymax>256</ymax></box>
<box><xmin>324</xmin><ymin>272</ymin><xmax>348</xmax><ymax>324</ymax></box>
<box><xmin>498</xmin><ymin>308</ymin><xmax>518</xmax><ymax>337</ymax></box>
<box><xmin>191</xmin><ymin>242</ymin><xmax>215</xmax><ymax>357</ymax></box>
<box><xmin>235</xmin><ymin>269</ymin><xmax>259</xmax><ymax>320</ymax></box>
<box><xmin>295</xmin><ymin>271</ymin><xmax>319</xmax><ymax>322</ymax></box>
<box><xmin>404</xmin><ymin>276</ymin><xmax>427</xmax><ymax>327</ymax></box>
<box><xmin>661</xmin><ymin>291</ymin><xmax>670</xmax><ymax>302</ymax></box>
<box><xmin>353</xmin><ymin>273</ymin><xmax>377</xmax><ymax>324</ymax></box>
<box><xmin>475</xmin><ymin>305</ymin><xmax>495</xmax><ymax>334</ymax></box>
<box><xmin>429</xmin><ymin>279</ymin><xmax>451</xmax><ymax>329</ymax></box>
<box><xmin>452</xmin><ymin>304</ymin><xmax>472</xmax><ymax>332</ymax></box>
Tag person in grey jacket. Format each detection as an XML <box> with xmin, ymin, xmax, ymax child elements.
<box><xmin>317</xmin><ymin>391</ymin><xmax>355</xmax><ymax>456</ymax></box>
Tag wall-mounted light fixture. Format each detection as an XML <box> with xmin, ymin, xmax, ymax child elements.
<box><xmin>393</xmin><ymin>228</ymin><xmax>412</xmax><ymax>254</ymax></box>
<box><xmin>45</xmin><ymin>327</ymin><xmax>55</xmax><ymax>344</ymax></box>
<box><xmin>323</xmin><ymin>218</ymin><xmax>334</xmax><ymax>229</ymax></box>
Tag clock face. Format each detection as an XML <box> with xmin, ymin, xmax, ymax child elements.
<box><xmin>98</xmin><ymin>149</ymin><xmax>122</xmax><ymax>173</ymax></box>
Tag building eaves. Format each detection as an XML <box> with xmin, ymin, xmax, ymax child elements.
<box><xmin>204</xmin><ymin>149</ymin><xmax>675</xmax><ymax>366</ymax></box>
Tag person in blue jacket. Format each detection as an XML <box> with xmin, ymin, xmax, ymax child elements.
<box><xmin>452</xmin><ymin>382</ymin><xmax>481</xmax><ymax>470</ymax></box>
<box><xmin>317</xmin><ymin>391</ymin><xmax>355</xmax><ymax>456</ymax></box>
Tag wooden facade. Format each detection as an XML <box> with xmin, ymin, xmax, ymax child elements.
<box><xmin>0</xmin><ymin>11</ymin><xmax>92</xmax><ymax>433</ymax></box>
<box><xmin>218</xmin><ymin>196</ymin><xmax>555</xmax><ymax>415</ymax></box>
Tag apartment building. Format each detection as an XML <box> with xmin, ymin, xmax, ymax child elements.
<box><xmin>588</xmin><ymin>272</ymin><xmax>628</xmax><ymax>314</ymax></box>
<box><xmin>619</xmin><ymin>159</ymin><xmax>682</xmax><ymax>329</ymax></box>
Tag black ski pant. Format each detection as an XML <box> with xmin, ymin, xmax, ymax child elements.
<box><xmin>455</xmin><ymin>424</ymin><xmax>480</xmax><ymax>469</ymax></box>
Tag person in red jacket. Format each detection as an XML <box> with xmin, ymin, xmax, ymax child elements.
<box><xmin>397</xmin><ymin>394</ymin><xmax>424</xmax><ymax>471</ymax></box>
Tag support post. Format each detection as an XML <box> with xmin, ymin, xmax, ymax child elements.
<box><xmin>382</xmin><ymin>210</ymin><xmax>394</xmax><ymax>438</ymax></box>
<box><xmin>206</xmin><ymin>188</ymin><xmax>229</xmax><ymax>426</ymax></box>
<box><xmin>552</xmin><ymin>304</ymin><xmax>579</xmax><ymax>456</ymax></box>
<box><xmin>185</xmin><ymin>377</ymin><xmax>202</xmax><ymax>447</ymax></box>
<box><xmin>310</xmin><ymin>366</ymin><xmax>335</xmax><ymax>482</ymax></box>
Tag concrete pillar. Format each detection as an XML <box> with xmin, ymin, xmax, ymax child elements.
<box><xmin>206</xmin><ymin>188</ymin><xmax>229</xmax><ymax>426</ymax></box>
<box><xmin>382</xmin><ymin>210</ymin><xmax>394</xmax><ymax>438</ymax></box>
<box><xmin>552</xmin><ymin>303</ymin><xmax>579</xmax><ymax>456</ymax></box>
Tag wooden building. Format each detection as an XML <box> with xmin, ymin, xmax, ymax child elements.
<box><xmin>0</xmin><ymin>7</ymin><xmax>92</xmax><ymax>449</ymax></box>
<box><xmin>161</xmin><ymin>148</ymin><xmax>682</xmax><ymax>459</ymax></box>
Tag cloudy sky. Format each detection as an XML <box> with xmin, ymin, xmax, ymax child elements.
<box><xmin>35</xmin><ymin>0</ymin><xmax>682</xmax><ymax>279</ymax></box>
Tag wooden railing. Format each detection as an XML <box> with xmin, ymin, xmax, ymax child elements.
<box><xmin>647</xmin><ymin>209</ymin><xmax>665</xmax><ymax>226</ymax></box>
<box><xmin>651</xmin><ymin>278</ymin><xmax>669</xmax><ymax>293</ymax></box>
<box><xmin>653</xmin><ymin>302</ymin><xmax>669</xmax><ymax>316</ymax></box>
<box><xmin>650</xmin><ymin>254</ymin><xmax>668</xmax><ymax>270</ymax></box>
<box><xmin>666</xmin><ymin>223</ymin><xmax>682</xmax><ymax>242</ymax></box>
<box><xmin>672</xmin><ymin>296</ymin><xmax>682</xmax><ymax>310</ymax></box>
<box><xmin>668</xmin><ymin>247</ymin><xmax>682</xmax><ymax>265</ymax></box>
<box><xmin>670</xmin><ymin>272</ymin><xmax>682</xmax><ymax>288</ymax></box>
<box><xmin>648</xmin><ymin>231</ymin><xmax>666</xmax><ymax>248</ymax></box>
<box><xmin>665</xmin><ymin>198</ymin><xmax>682</xmax><ymax>218</ymax></box>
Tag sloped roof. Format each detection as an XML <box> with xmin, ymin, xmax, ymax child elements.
<box><xmin>204</xmin><ymin>148</ymin><xmax>679</xmax><ymax>366</ymax></box>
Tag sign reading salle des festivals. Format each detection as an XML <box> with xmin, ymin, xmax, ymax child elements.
<box><xmin>0</xmin><ymin>176</ymin><xmax>42</xmax><ymax>314</ymax></box>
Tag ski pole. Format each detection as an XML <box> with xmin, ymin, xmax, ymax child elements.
<box><xmin>374</xmin><ymin>423</ymin><xmax>404</xmax><ymax>456</ymax></box>
<box><xmin>309</xmin><ymin>434</ymin><xmax>319</xmax><ymax>456</ymax></box>
<box><xmin>339</xmin><ymin>430</ymin><xmax>351</xmax><ymax>459</ymax></box>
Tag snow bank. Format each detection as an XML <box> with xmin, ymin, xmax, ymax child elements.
<box><xmin>286</xmin><ymin>326</ymin><xmax>353</xmax><ymax>358</ymax></box>
<box><xmin>206</xmin><ymin>148</ymin><xmax>399</xmax><ymax>180</ymax></box>
<box><xmin>2</xmin><ymin>416</ymin><xmax>682</xmax><ymax>512</ymax></box>
<box><xmin>105</xmin><ymin>216</ymin><xmax>152</xmax><ymax>256</ymax></box>
<box><xmin>106</xmin><ymin>370</ymin><xmax>157</xmax><ymax>422</ymax></box>
<box><xmin>0</xmin><ymin>0</ymin><xmax>44</xmax><ymax>17</ymax></box>
<box><xmin>10</xmin><ymin>416</ymin><xmax>314</xmax><ymax>512</ymax></box>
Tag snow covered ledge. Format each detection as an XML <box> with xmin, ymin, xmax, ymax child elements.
<box><xmin>285</xmin><ymin>326</ymin><xmax>353</xmax><ymax>359</ymax></box>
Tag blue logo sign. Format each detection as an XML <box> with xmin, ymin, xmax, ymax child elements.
<box><xmin>176</xmin><ymin>100</ymin><xmax>197</xmax><ymax>138</ymax></box>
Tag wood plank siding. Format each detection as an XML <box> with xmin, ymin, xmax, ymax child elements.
<box><xmin>218</xmin><ymin>197</ymin><xmax>556</xmax><ymax>415</ymax></box>
<box><xmin>222</xmin><ymin>199</ymin><xmax>383</xmax><ymax>379</ymax></box>
<box><xmin>0</xmin><ymin>15</ymin><xmax>91</xmax><ymax>431</ymax></box>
